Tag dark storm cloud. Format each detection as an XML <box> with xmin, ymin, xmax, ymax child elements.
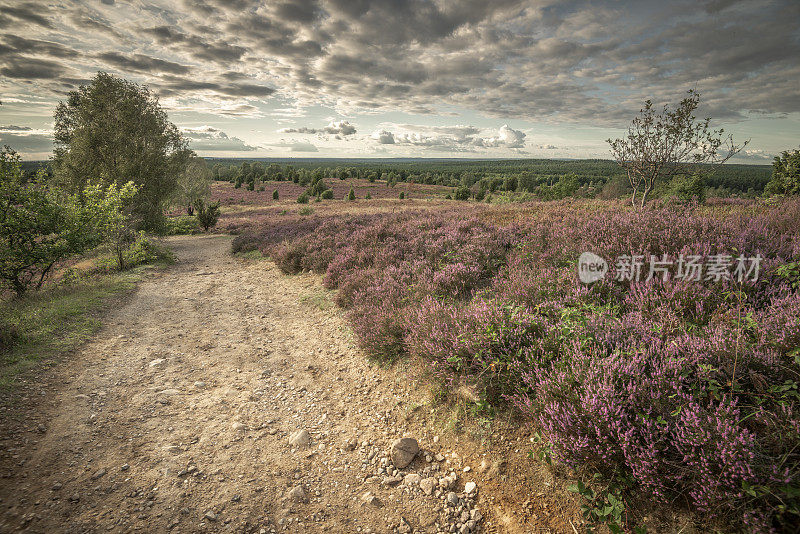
<box><xmin>1</xmin><ymin>36</ymin><xmax>79</xmax><ymax>58</ymax></box>
<box><xmin>155</xmin><ymin>75</ymin><xmax>275</xmax><ymax>98</ymax></box>
<box><xmin>0</xmin><ymin>0</ymin><xmax>798</xmax><ymax>126</ymax></box>
<box><xmin>98</xmin><ymin>52</ymin><xmax>191</xmax><ymax>75</ymax></box>
<box><xmin>1</xmin><ymin>3</ymin><xmax>53</xmax><ymax>28</ymax></box>
<box><xmin>0</xmin><ymin>57</ymin><xmax>65</xmax><ymax>79</ymax></box>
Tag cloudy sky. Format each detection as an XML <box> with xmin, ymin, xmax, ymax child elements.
<box><xmin>1</xmin><ymin>0</ymin><xmax>798</xmax><ymax>161</ymax></box>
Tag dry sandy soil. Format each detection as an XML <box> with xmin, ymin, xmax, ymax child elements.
<box><xmin>0</xmin><ymin>235</ymin><xmax>588</xmax><ymax>534</ymax></box>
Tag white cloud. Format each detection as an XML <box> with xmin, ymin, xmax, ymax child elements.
<box><xmin>179</xmin><ymin>125</ymin><xmax>257</xmax><ymax>151</ymax></box>
<box><xmin>473</xmin><ymin>125</ymin><xmax>526</xmax><ymax>148</ymax></box>
<box><xmin>279</xmin><ymin>120</ymin><xmax>356</xmax><ymax>135</ymax></box>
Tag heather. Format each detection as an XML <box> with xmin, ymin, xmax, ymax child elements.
<box><xmin>235</xmin><ymin>198</ymin><xmax>800</xmax><ymax>531</ymax></box>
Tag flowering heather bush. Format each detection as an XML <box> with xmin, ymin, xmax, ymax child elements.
<box><xmin>237</xmin><ymin>198</ymin><xmax>800</xmax><ymax>531</ymax></box>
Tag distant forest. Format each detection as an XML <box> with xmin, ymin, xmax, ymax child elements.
<box><xmin>22</xmin><ymin>158</ymin><xmax>773</xmax><ymax>197</ymax></box>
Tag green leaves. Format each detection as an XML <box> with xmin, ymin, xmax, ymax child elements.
<box><xmin>1</xmin><ymin>147</ymin><xmax>138</xmax><ymax>294</ymax></box>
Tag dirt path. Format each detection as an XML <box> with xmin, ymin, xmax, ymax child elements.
<box><xmin>0</xmin><ymin>235</ymin><xmax>582</xmax><ymax>534</ymax></box>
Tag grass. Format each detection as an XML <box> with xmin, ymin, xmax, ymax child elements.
<box><xmin>0</xmin><ymin>263</ymin><xmax>162</xmax><ymax>390</ymax></box>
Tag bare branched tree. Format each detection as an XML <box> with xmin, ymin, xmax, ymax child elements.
<box><xmin>608</xmin><ymin>90</ymin><xmax>748</xmax><ymax>208</ymax></box>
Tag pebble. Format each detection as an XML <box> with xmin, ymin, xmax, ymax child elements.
<box><xmin>464</xmin><ymin>482</ymin><xmax>477</xmax><ymax>495</ymax></box>
<box><xmin>91</xmin><ymin>468</ymin><xmax>107</xmax><ymax>480</ymax></box>
<box><xmin>149</xmin><ymin>358</ymin><xmax>166</xmax><ymax>368</ymax></box>
<box><xmin>289</xmin><ymin>429</ymin><xmax>310</xmax><ymax>448</ymax></box>
<box><xmin>232</xmin><ymin>422</ymin><xmax>247</xmax><ymax>432</ymax></box>
<box><xmin>204</xmin><ymin>511</ymin><xmax>217</xmax><ymax>522</ymax></box>
<box><xmin>287</xmin><ymin>485</ymin><xmax>307</xmax><ymax>502</ymax></box>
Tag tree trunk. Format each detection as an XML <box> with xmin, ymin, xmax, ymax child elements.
<box><xmin>640</xmin><ymin>185</ymin><xmax>651</xmax><ymax>208</ymax></box>
<box><xmin>631</xmin><ymin>188</ymin><xmax>637</xmax><ymax>207</ymax></box>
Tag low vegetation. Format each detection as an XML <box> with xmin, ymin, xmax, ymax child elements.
<box><xmin>233</xmin><ymin>197</ymin><xmax>800</xmax><ymax>532</ymax></box>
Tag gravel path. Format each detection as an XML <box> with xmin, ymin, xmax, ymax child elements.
<box><xmin>0</xmin><ymin>234</ymin><xmax>581</xmax><ymax>533</ymax></box>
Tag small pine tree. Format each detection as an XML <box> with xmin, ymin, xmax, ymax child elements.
<box><xmin>297</xmin><ymin>192</ymin><xmax>309</xmax><ymax>204</ymax></box>
<box><xmin>193</xmin><ymin>198</ymin><xmax>220</xmax><ymax>231</ymax></box>
<box><xmin>273</xmin><ymin>189</ymin><xmax>279</xmax><ymax>200</ymax></box>
<box><xmin>321</xmin><ymin>189</ymin><xmax>333</xmax><ymax>200</ymax></box>
<box><xmin>398</xmin><ymin>191</ymin><xmax>405</xmax><ymax>199</ymax></box>
<box><xmin>347</xmin><ymin>188</ymin><xmax>356</xmax><ymax>201</ymax></box>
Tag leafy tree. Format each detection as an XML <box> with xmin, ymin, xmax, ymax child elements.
<box><xmin>765</xmin><ymin>148</ymin><xmax>800</xmax><ymax>196</ymax></box>
<box><xmin>193</xmin><ymin>198</ymin><xmax>220</xmax><ymax>232</ymax></box>
<box><xmin>607</xmin><ymin>90</ymin><xmax>747</xmax><ymax>208</ymax></box>
<box><xmin>53</xmin><ymin>72</ymin><xmax>193</xmax><ymax>231</ymax></box>
<box><xmin>1</xmin><ymin>147</ymin><xmax>137</xmax><ymax>295</ymax></box>
<box><xmin>172</xmin><ymin>156</ymin><xmax>211</xmax><ymax>214</ymax></box>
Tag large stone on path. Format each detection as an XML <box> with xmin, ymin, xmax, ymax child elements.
<box><xmin>390</xmin><ymin>437</ymin><xmax>419</xmax><ymax>468</ymax></box>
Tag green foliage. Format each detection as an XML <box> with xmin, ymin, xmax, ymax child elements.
<box><xmin>321</xmin><ymin>189</ymin><xmax>334</xmax><ymax>200</ymax></box>
<box><xmin>765</xmin><ymin>148</ymin><xmax>800</xmax><ymax>196</ymax></box>
<box><xmin>454</xmin><ymin>186</ymin><xmax>471</xmax><ymax>200</ymax></box>
<box><xmin>398</xmin><ymin>191</ymin><xmax>405</xmax><ymax>199</ymax></box>
<box><xmin>164</xmin><ymin>215</ymin><xmax>199</xmax><ymax>235</ymax></box>
<box><xmin>297</xmin><ymin>192</ymin><xmax>310</xmax><ymax>204</ymax></box>
<box><xmin>776</xmin><ymin>261</ymin><xmax>800</xmax><ymax>290</ymax></box>
<box><xmin>299</xmin><ymin>206</ymin><xmax>314</xmax><ymax>216</ymax></box>
<box><xmin>666</xmin><ymin>173</ymin><xmax>706</xmax><ymax>203</ymax></box>
<box><xmin>52</xmin><ymin>72</ymin><xmax>193</xmax><ymax>232</ymax></box>
<box><xmin>568</xmin><ymin>475</ymin><xmax>634</xmax><ymax>534</ymax></box>
<box><xmin>1</xmin><ymin>147</ymin><xmax>138</xmax><ymax>295</ymax></box>
<box><xmin>474</xmin><ymin>187</ymin><xmax>486</xmax><ymax>201</ymax></box>
<box><xmin>172</xmin><ymin>156</ymin><xmax>211</xmax><ymax>210</ymax></box>
<box><xmin>193</xmin><ymin>198</ymin><xmax>220</xmax><ymax>231</ymax></box>
<box><xmin>273</xmin><ymin>189</ymin><xmax>279</xmax><ymax>200</ymax></box>
<box><xmin>348</xmin><ymin>187</ymin><xmax>356</xmax><ymax>200</ymax></box>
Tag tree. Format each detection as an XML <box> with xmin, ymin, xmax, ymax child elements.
<box><xmin>765</xmin><ymin>148</ymin><xmax>800</xmax><ymax>196</ymax></box>
<box><xmin>53</xmin><ymin>72</ymin><xmax>193</xmax><ymax>231</ymax></box>
<box><xmin>0</xmin><ymin>146</ymin><xmax>137</xmax><ymax>295</ymax></box>
<box><xmin>173</xmin><ymin>156</ymin><xmax>211</xmax><ymax>214</ymax></box>
<box><xmin>193</xmin><ymin>198</ymin><xmax>220</xmax><ymax>232</ymax></box>
<box><xmin>607</xmin><ymin>90</ymin><xmax>747</xmax><ymax>208</ymax></box>
<box><xmin>273</xmin><ymin>189</ymin><xmax>279</xmax><ymax>200</ymax></box>
<box><xmin>347</xmin><ymin>187</ymin><xmax>356</xmax><ymax>201</ymax></box>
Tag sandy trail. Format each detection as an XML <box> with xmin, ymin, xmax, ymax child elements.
<box><xmin>0</xmin><ymin>235</ymin><xmax>579</xmax><ymax>534</ymax></box>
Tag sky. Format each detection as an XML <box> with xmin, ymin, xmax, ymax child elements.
<box><xmin>0</xmin><ymin>0</ymin><xmax>798</xmax><ymax>161</ymax></box>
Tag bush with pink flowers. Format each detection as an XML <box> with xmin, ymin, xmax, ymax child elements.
<box><xmin>234</xmin><ymin>198</ymin><xmax>800</xmax><ymax>531</ymax></box>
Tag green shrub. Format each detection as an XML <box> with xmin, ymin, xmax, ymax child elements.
<box><xmin>666</xmin><ymin>173</ymin><xmax>706</xmax><ymax>203</ymax></box>
<box><xmin>454</xmin><ymin>186</ymin><xmax>471</xmax><ymax>200</ymax></box>
<box><xmin>273</xmin><ymin>189</ymin><xmax>279</xmax><ymax>200</ymax></box>
<box><xmin>299</xmin><ymin>206</ymin><xmax>314</xmax><ymax>216</ymax></box>
<box><xmin>165</xmin><ymin>215</ymin><xmax>199</xmax><ymax>235</ymax></box>
<box><xmin>1</xmin><ymin>147</ymin><xmax>138</xmax><ymax>295</ymax></box>
<box><xmin>193</xmin><ymin>198</ymin><xmax>221</xmax><ymax>231</ymax></box>
<box><xmin>297</xmin><ymin>192</ymin><xmax>310</xmax><ymax>204</ymax></box>
<box><xmin>365</xmin><ymin>192</ymin><xmax>372</xmax><ymax>200</ymax></box>
<box><xmin>399</xmin><ymin>191</ymin><xmax>405</xmax><ymax>199</ymax></box>
<box><xmin>348</xmin><ymin>188</ymin><xmax>356</xmax><ymax>201</ymax></box>
<box><xmin>321</xmin><ymin>189</ymin><xmax>334</xmax><ymax>200</ymax></box>
<box><xmin>445</xmin><ymin>194</ymin><xmax>452</xmax><ymax>200</ymax></box>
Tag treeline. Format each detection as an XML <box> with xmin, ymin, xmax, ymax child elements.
<box><xmin>205</xmin><ymin>157</ymin><xmax>773</xmax><ymax>198</ymax></box>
